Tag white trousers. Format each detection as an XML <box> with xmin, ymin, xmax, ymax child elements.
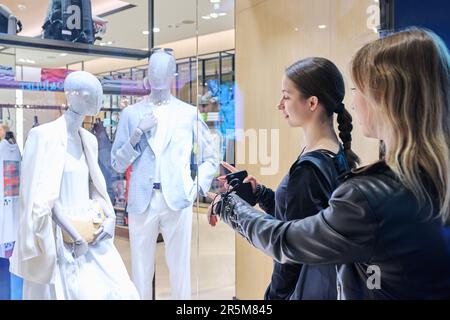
<box><xmin>128</xmin><ymin>190</ymin><xmax>192</xmax><ymax>300</ymax></box>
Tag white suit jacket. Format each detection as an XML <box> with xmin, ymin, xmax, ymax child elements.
<box><xmin>111</xmin><ymin>98</ymin><xmax>219</xmax><ymax>214</ymax></box>
<box><xmin>10</xmin><ymin>116</ymin><xmax>114</xmax><ymax>285</ymax></box>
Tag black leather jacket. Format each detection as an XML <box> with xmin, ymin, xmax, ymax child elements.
<box><xmin>217</xmin><ymin>161</ymin><xmax>450</xmax><ymax>299</ymax></box>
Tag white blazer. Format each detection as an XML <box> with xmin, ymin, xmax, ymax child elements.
<box><xmin>10</xmin><ymin>116</ymin><xmax>114</xmax><ymax>285</ymax></box>
<box><xmin>111</xmin><ymin>98</ymin><xmax>219</xmax><ymax>214</ymax></box>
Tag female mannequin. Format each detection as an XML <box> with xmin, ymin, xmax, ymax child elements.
<box><xmin>11</xmin><ymin>71</ymin><xmax>139</xmax><ymax>300</ymax></box>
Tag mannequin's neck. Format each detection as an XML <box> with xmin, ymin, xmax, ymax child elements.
<box><xmin>149</xmin><ymin>89</ymin><xmax>171</xmax><ymax>105</ymax></box>
<box><xmin>64</xmin><ymin>108</ymin><xmax>84</xmax><ymax>136</ymax></box>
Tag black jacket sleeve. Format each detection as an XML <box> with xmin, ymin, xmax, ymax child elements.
<box><xmin>256</xmin><ymin>184</ymin><xmax>276</xmax><ymax>215</ymax></box>
<box><xmin>219</xmin><ymin>181</ymin><xmax>378</xmax><ymax>265</ymax></box>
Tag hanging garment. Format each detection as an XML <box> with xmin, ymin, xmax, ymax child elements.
<box><xmin>92</xmin><ymin>121</ymin><xmax>120</xmax><ymax>203</ymax></box>
<box><xmin>0</xmin><ymin>139</ymin><xmax>21</xmax><ymax>252</ymax></box>
<box><xmin>42</xmin><ymin>0</ymin><xmax>95</xmax><ymax>44</ymax></box>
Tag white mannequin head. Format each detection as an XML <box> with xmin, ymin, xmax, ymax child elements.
<box><xmin>147</xmin><ymin>50</ymin><xmax>176</xmax><ymax>91</ymax></box>
<box><xmin>64</xmin><ymin>71</ymin><xmax>103</xmax><ymax>116</ymax></box>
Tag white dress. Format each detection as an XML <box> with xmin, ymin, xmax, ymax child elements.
<box><xmin>26</xmin><ymin>151</ymin><xmax>140</xmax><ymax>300</ymax></box>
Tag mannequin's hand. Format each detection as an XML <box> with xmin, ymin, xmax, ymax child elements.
<box><xmin>72</xmin><ymin>238</ymin><xmax>89</xmax><ymax>258</ymax></box>
<box><xmin>138</xmin><ymin>112</ymin><xmax>158</xmax><ymax>133</ymax></box>
<box><xmin>218</xmin><ymin>161</ymin><xmax>258</xmax><ymax>194</ymax></box>
<box><xmin>92</xmin><ymin>199</ymin><xmax>116</xmax><ymax>246</ymax></box>
<box><xmin>92</xmin><ymin>216</ymin><xmax>115</xmax><ymax>246</ymax></box>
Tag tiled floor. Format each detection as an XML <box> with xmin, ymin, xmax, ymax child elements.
<box><xmin>114</xmin><ymin>208</ymin><xmax>236</xmax><ymax>300</ymax></box>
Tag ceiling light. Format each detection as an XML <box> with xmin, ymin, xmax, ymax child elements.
<box><xmin>100</xmin><ymin>42</ymin><xmax>106</xmax><ymax>46</ymax></box>
<box><xmin>318</xmin><ymin>25</ymin><xmax>327</xmax><ymax>29</ymax></box>
<box><xmin>152</xmin><ymin>27</ymin><xmax>160</xmax><ymax>33</ymax></box>
<box><xmin>142</xmin><ymin>30</ymin><xmax>150</xmax><ymax>35</ymax></box>
<box><xmin>210</xmin><ymin>13</ymin><xmax>219</xmax><ymax>19</ymax></box>
<box><xmin>294</xmin><ymin>27</ymin><xmax>299</xmax><ymax>32</ymax></box>
<box><xmin>60</xmin><ymin>53</ymin><xmax>68</xmax><ymax>57</ymax></box>
<box><xmin>107</xmin><ymin>41</ymin><xmax>113</xmax><ymax>45</ymax></box>
<box><xmin>17</xmin><ymin>4</ymin><xmax>26</xmax><ymax>10</ymax></box>
<box><xmin>218</xmin><ymin>12</ymin><xmax>227</xmax><ymax>16</ymax></box>
<box><xmin>210</xmin><ymin>0</ymin><xmax>221</xmax><ymax>3</ymax></box>
<box><xmin>20</xmin><ymin>59</ymin><xmax>35</xmax><ymax>64</ymax></box>
<box><xmin>202</xmin><ymin>15</ymin><xmax>211</xmax><ymax>20</ymax></box>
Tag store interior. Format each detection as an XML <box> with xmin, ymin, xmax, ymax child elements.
<box><xmin>0</xmin><ymin>0</ymin><xmax>236</xmax><ymax>300</ymax></box>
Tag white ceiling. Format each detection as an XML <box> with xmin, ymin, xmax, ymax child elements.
<box><xmin>2</xmin><ymin>0</ymin><xmax>234</xmax><ymax>68</ymax></box>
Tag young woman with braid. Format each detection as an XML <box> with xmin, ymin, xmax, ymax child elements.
<box><xmin>211</xmin><ymin>57</ymin><xmax>359</xmax><ymax>300</ymax></box>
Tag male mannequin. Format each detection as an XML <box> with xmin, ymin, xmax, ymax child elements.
<box><xmin>11</xmin><ymin>71</ymin><xmax>138</xmax><ymax>300</ymax></box>
<box><xmin>112</xmin><ymin>50</ymin><xmax>218</xmax><ymax>299</ymax></box>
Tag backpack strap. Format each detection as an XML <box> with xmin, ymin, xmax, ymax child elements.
<box><xmin>293</xmin><ymin>151</ymin><xmax>339</xmax><ymax>191</ymax></box>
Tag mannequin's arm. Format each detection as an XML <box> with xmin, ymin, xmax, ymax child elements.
<box><xmin>52</xmin><ymin>202</ymin><xmax>88</xmax><ymax>258</ymax></box>
<box><xmin>112</xmin><ymin>109</ymin><xmax>158</xmax><ymax>173</ymax></box>
<box><xmin>0</xmin><ymin>5</ymin><xmax>17</xmax><ymax>35</ymax></box>
<box><xmin>0</xmin><ymin>4</ymin><xmax>12</xmax><ymax>16</ymax></box>
<box><xmin>194</xmin><ymin>117</ymin><xmax>220</xmax><ymax>197</ymax></box>
<box><xmin>111</xmin><ymin>110</ymin><xmax>142</xmax><ymax>173</ymax></box>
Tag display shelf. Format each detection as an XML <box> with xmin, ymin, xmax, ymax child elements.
<box><xmin>0</xmin><ymin>79</ymin><xmax>149</xmax><ymax>96</ymax></box>
<box><xmin>0</xmin><ymin>34</ymin><xmax>150</xmax><ymax>60</ymax></box>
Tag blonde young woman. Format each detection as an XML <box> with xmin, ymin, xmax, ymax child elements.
<box><xmin>208</xmin><ymin>28</ymin><xmax>450</xmax><ymax>299</ymax></box>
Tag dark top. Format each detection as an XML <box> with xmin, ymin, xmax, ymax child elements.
<box><xmin>222</xmin><ymin>161</ymin><xmax>450</xmax><ymax>299</ymax></box>
<box><xmin>256</xmin><ymin>146</ymin><xmax>350</xmax><ymax>300</ymax></box>
<box><xmin>93</xmin><ymin>122</ymin><xmax>120</xmax><ymax>203</ymax></box>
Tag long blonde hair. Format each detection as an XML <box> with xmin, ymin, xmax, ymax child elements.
<box><xmin>351</xmin><ymin>28</ymin><xmax>450</xmax><ymax>225</ymax></box>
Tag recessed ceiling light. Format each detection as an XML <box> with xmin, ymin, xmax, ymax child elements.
<box><xmin>152</xmin><ymin>27</ymin><xmax>160</xmax><ymax>33</ymax></box>
<box><xmin>294</xmin><ymin>27</ymin><xmax>299</xmax><ymax>32</ymax></box>
<box><xmin>20</xmin><ymin>59</ymin><xmax>35</xmax><ymax>64</ymax></box>
<box><xmin>202</xmin><ymin>16</ymin><xmax>211</xmax><ymax>20</ymax></box>
<box><xmin>17</xmin><ymin>4</ymin><xmax>26</xmax><ymax>10</ymax></box>
<box><xmin>142</xmin><ymin>30</ymin><xmax>150</xmax><ymax>35</ymax></box>
<box><xmin>318</xmin><ymin>25</ymin><xmax>327</xmax><ymax>29</ymax></box>
<box><xmin>100</xmin><ymin>42</ymin><xmax>106</xmax><ymax>46</ymax></box>
<box><xmin>210</xmin><ymin>13</ymin><xmax>219</xmax><ymax>19</ymax></box>
<box><xmin>107</xmin><ymin>41</ymin><xmax>113</xmax><ymax>45</ymax></box>
<box><xmin>218</xmin><ymin>12</ymin><xmax>227</xmax><ymax>16</ymax></box>
<box><xmin>60</xmin><ymin>53</ymin><xmax>68</xmax><ymax>57</ymax></box>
